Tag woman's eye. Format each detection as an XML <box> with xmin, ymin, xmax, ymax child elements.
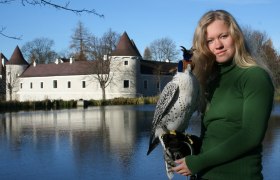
<box><xmin>207</xmin><ymin>39</ymin><xmax>213</xmax><ymax>44</ymax></box>
<box><xmin>221</xmin><ymin>34</ymin><xmax>228</xmax><ymax>39</ymax></box>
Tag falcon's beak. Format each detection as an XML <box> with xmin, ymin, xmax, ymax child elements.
<box><xmin>183</xmin><ymin>61</ymin><xmax>195</xmax><ymax>72</ymax></box>
<box><xmin>177</xmin><ymin>60</ymin><xmax>195</xmax><ymax>72</ymax></box>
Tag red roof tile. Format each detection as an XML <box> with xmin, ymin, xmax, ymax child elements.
<box><xmin>8</xmin><ymin>46</ymin><xmax>29</xmax><ymax>65</ymax></box>
<box><xmin>111</xmin><ymin>32</ymin><xmax>142</xmax><ymax>57</ymax></box>
<box><xmin>20</xmin><ymin>60</ymin><xmax>107</xmax><ymax>77</ymax></box>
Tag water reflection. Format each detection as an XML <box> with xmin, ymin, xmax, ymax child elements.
<box><xmin>262</xmin><ymin>115</ymin><xmax>280</xmax><ymax>179</ymax></box>
<box><xmin>0</xmin><ymin>104</ymin><xmax>279</xmax><ymax>180</ymax></box>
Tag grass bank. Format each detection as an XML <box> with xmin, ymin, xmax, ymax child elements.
<box><xmin>0</xmin><ymin>96</ymin><xmax>159</xmax><ymax>113</ymax></box>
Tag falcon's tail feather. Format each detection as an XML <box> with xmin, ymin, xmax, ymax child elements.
<box><xmin>164</xmin><ymin>153</ymin><xmax>175</xmax><ymax>180</ymax></box>
<box><xmin>147</xmin><ymin>137</ymin><xmax>159</xmax><ymax>155</ymax></box>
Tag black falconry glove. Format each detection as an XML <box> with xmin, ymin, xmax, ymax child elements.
<box><xmin>162</xmin><ymin>130</ymin><xmax>202</xmax><ymax>161</ymax></box>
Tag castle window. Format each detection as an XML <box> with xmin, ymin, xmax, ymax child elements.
<box><xmin>124</xmin><ymin>61</ymin><xmax>128</xmax><ymax>65</ymax></box>
<box><xmin>41</xmin><ymin>82</ymin><xmax>43</xmax><ymax>89</ymax></box>
<box><xmin>20</xmin><ymin>83</ymin><xmax>22</xmax><ymax>89</ymax></box>
<box><xmin>124</xmin><ymin>80</ymin><xmax>129</xmax><ymax>88</ymax></box>
<box><xmin>144</xmin><ymin>80</ymin><xmax>148</xmax><ymax>89</ymax></box>
<box><xmin>30</xmin><ymin>82</ymin><xmax>33</xmax><ymax>89</ymax></box>
<box><xmin>68</xmin><ymin>81</ymin><xmax>71</xmax><ymax>88</ymax></box>
<box><xmin>53</xmin><ymin>80</ymin><xmax>57</xmax><ymax>88</ymax></box>
<box><xmin>82</xmin><ymin>81</ymin><xmax>86</xmax><ymax>88</ymax></box>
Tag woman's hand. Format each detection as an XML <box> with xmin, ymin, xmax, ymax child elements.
<box><xmin>172</xmin><ymin>158</ymin><xmax>192</xmax><ymax>176</ymax></box>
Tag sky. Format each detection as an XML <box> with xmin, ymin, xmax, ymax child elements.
<box><xmin>0</xmin><ymin>0</ymin><xmax>279</xmax><ymax>59</ymax></box>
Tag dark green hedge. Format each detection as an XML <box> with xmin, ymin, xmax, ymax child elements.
<box><xmin>0</xmin><ymin>97</ymin><xmax>159</xmax><ymax>112</ymax></box>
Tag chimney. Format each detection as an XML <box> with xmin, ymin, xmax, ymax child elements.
<box><xmin>70</xmin><ymin>57</ymin><xmax>74</xmax><ymax>64</ymax></box>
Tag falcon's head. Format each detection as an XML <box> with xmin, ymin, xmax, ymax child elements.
<box><xmin>177</xmin><ymin>46</ymin><xmax>195</xmax><ymax>72</ymax></box>
<box><xmin>180</xmin><ymin>46</ymin><xmax>194</xmax><ymax>61</ymax></box>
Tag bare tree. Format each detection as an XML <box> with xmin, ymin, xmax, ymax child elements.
<box><xmin>89</xmin><ymin>28</ymin><xmax>120</xmax><ymax>60</ymax></box>
<box><xmin>87</xmin><ymin>29</ymin><xmax>120</xmax><ymax>100</ymax></box>
<box><xmin>0</xmin><ymin>0</ymin><xmax>104</xmax><ymax>39</ymax></box>
<box><xmin>95</xmin><ymin>59</ymin><xmax>111</xmax><ymax>101</ymax></box>
<box><xmin>243</xmin><ymin>26</ymin><xmax>268</xmax><ymax>59</ymax></box>
<box><xmin>70</xmin><ymin>21</ymin><xmax>93</xmax><ymax>61</ymax></box>
<box><xmin>243</xmin><ymin>26</ymin><xmax>280</xmax><ymax>87</ymax></box>
<box><xmin>21</xmin><ymin>37</ymin><xmax>57</xmax><ymax>64</ymax></box>
<box><xmin>143</xmin><ymin>47</ymin><xmax>152</xmax><ymax>60</ymax></box>
<box><xmin>5</xmin><ymin>66</ymin><xmax>20</xmax><ymax>101</ymax></box>
<box><xmin>149</xmin><ymin>37</ymin><xmax>179</xmax><ymax>62</ymax></box>
<box><xmin>262</xmin><ymin>39</ymin><xmax>280</xmax><ymax>87</ymax></box>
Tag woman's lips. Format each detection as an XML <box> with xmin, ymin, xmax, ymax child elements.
<box><xmin>215</xmin><ymin>50</ymin><xmax>226</xmax><ymax>56</ymax></box>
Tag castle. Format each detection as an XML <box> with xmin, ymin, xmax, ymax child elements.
<box><xmin>0</xmin><ymin>32</ymin><xmax>177</xmax><ymax>102</ymax></box>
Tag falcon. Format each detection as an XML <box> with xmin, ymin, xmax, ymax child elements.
<box><xmin>147</xmin><ymin>47</ymin><xmax>200</xmax><ymax>179</ymax></box>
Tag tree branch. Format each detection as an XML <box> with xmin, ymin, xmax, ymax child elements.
<box><xmin>0</xmin><ymin>0</ymin><xmax>104</xmax><ymax>40</ymax></box>
<box><xmin>22</xmin><ymin>0</ymin><xmax>104</xmax><ymax>17</ymax></box>
<box><xmin>0</xmin><ymin>0</ymin><xmax>15</xmax><ymax>4</ymax></box>
<box><xmin>0</xmin><ymin>27</ymin><xmax>22</xmax><ymax>40</ymax></box>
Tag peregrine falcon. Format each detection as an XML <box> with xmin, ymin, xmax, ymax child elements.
<box><xmin>147</xmin><ymin>47</ymin><xmax>199</xmax><ymax>179</ymax></box>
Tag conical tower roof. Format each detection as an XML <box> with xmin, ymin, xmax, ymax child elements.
<box><xmin>111</xmin><ymin>32</ymin><xmax>142</xmax><ymax>57</ymax></box>
<box><xmin>8</xmin><ymin>46</ymin><xmax>29</xmax><ymax>65</ymax></box>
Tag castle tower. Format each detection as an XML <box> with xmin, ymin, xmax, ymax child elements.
<box><xmin>109</xmin><ymin>32</ymin><xmax>142</xmax><ymax>98</ymax></box>
<box><xmin>5</xmin><ymin>46</ymin><xmax>29</xmax><ymax>101</ymax></box>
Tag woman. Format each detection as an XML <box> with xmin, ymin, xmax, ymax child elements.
<box><xmin>172</xmin><ymin>10</ymin><xmax>275</xmax><ymax>180</ymax></box>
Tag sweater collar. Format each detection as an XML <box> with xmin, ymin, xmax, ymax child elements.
<box><xmin>217</xmin><ymin>59</ymin><xmax>236</xmax><ymax>74</ymax></box>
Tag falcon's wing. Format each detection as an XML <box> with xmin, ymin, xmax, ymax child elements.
<box><xmin>152</xmin><ymin>81</ymin><xmax>179</xmax><ymax>128</ymax></box>
<box><xmin>147</xmin><ymin>81</ymin><xmax>179</xmax><ymax>155</ymax></box>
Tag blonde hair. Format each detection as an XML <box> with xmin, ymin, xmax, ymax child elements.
<box><xmin>191</xmin><ymin>10</ymin><xmax>259</xmax><ymax>111</ymax></box>
<box><xmin>193</xmin><ymin>10</ymin><xmax>257</xmax><ymax>76</ymax></box>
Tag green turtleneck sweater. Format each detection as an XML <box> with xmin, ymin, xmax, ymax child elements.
<box><xmin>187</xmin><ymin>62</ymin><xmax>274</xmax><ymax>180</ymax></box>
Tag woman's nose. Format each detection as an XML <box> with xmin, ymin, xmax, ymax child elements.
<box><xmin>214</xmin><ymin>39</ymin><xmax>224</xmax><ymax>49</ymax></box>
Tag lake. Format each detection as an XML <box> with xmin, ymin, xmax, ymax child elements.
<box><xmin>0</xmin><ymin>104</ymin><xmax>279</xmax><ymax>180</ymax></box>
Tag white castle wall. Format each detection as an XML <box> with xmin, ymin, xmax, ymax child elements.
<box><xmin>17</xmin><ymin>75</ymin><xmax>101</xmax><ymax>101</ymax></box>
<box><xmin>10</xmin><ymin>56</ymin><xmax>174</xmax><ymax>102</ymax></box>
<box><xmin>6</xmin><ymin>64</ymin><xmax>28</xmax><ymax>101</ymax></box>
<box><xmin>109</xmin><ymin>56</ymin><xmax>141</xmax><ymax>98</ymax></box>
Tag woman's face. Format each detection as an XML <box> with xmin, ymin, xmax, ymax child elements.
<box><xmin>206</xmin><ymin>20</ymin><xmax>235</xmax><ymax>63</ymax></box>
